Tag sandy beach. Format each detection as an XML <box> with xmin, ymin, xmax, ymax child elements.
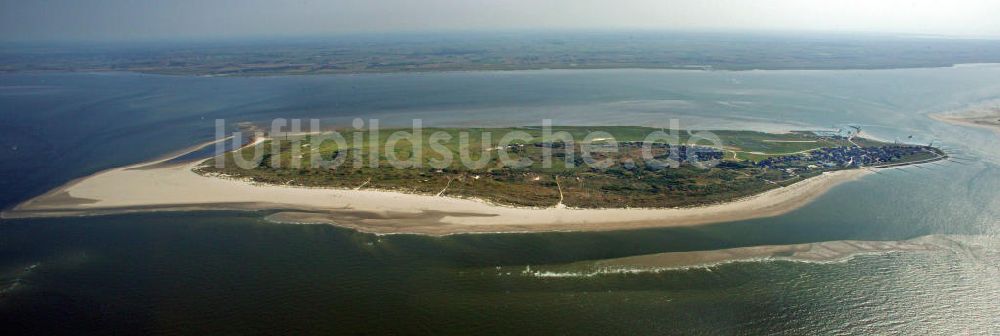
<box><xmin>2</xmin><ymin>147</ymin><xmax>874</xmax><ymax>235</ymax></box>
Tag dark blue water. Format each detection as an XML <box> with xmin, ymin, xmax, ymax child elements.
<box><xmin>1</xmin><ymin>69</ymin><xmax>998</xmax><ymax>334</ymax></box>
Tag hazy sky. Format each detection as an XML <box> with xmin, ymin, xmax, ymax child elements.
<box><xmin>2</xmin><ymin>0</ymin><xmax>999</xmax><ymax>41</ymax></box>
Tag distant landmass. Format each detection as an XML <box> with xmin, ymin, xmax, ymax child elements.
<box><xmin>4</xmin><ymin>31</ymin><xmax>1000</xmax><ymax>76</ymax></box>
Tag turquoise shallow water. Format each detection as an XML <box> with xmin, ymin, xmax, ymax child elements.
<box><xmin>1</xmin><ymin>67</ymin><xmax>999</xmax><ymax>334</ymax></box>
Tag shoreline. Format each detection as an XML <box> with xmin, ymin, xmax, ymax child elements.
<box><xmin>3</xmin><ymin>152</ymin><xmax>874</xmax><ymax>235</ymax></box>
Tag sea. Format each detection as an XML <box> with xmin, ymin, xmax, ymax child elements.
<box><xmin>1</xmin><ymin>67</ymin><xmax>998</xmax><ymax>334</ymax></box>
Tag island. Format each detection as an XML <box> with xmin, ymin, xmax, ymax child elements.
<box><xmin>3</xmin><ymin>126</ymin><xmax>946</xmax><ymax>235</ymax></box>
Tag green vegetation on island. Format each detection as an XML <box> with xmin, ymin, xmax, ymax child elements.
<box><xmin>196</xmin><ymin>126</ymin><xmax>945</xmax><ymax>208</ymax></box>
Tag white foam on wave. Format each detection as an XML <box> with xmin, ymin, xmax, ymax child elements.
<box><xmin>0</xmin><ymin>262</ymin><xmax>40</xmax><ymax>296</ymax></box>
<box><xmin>520</xmin><ymin>235</ymin><xmax>994</xmax><ymax>278</ymax></box>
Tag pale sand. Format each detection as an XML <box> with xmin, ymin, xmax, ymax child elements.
<box><xmin>2</xmin><ymin>153</ymin><xmax>872</xmax><ymax>235</ymax></box>
<box><xmin>525</xmin><ymin>235</ymin><xmax>967</xmax><ymax>276</ymax></box>
<box><xmin>930</xmin><ymin>108</ymin><xmax>1000</xmax><ymax>134</ymax></box>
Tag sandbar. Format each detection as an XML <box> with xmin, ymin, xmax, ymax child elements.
<box><xmin>931</xmin><ymin>105</ymin><xmax>1000</xmax><ymax>133</ymax></box>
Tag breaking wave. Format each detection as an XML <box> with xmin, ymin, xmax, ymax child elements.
<box><xmin>520</xmin><ymin>235</ymin><xmax>995</xmax><ymax>277</ymax></box>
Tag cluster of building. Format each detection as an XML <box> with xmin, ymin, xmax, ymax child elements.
<box><xmin>531</xmin><ymin>142</ymin><xmax>724</xmax><ymax>162</ymax></box>
<box><xmin>675</xmin><ymin>146</ymin><xmax>725</xmax><ymax>163</ymax></box>
<box><xmin>755</xmin><ymin>145</ymin><xmax>930</xmax><ymax>170</ymax></box>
